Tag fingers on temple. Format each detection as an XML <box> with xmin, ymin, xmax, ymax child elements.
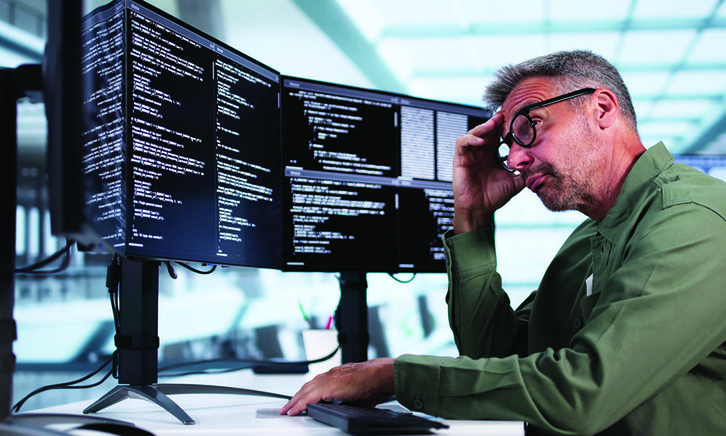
<box><xmin>470</xmin><ymin>112</ymin><xmax>503</xmax><ymax>137</ymax></box>
<box><xmin>458</xmin><ymin>113</ymin><xmax>503</xmax><ymax>150</ymax></box>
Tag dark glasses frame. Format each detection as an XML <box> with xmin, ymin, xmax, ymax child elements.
<box><xmin>498</xmin><ymin>87</ymin><xmax>597</xmax><ymax>172</ymax></box>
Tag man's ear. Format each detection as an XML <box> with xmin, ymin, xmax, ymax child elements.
<box><xmin>592</xmin><ymin>88</ymin><xmax>618</xmax><ymax>129</ymax></box>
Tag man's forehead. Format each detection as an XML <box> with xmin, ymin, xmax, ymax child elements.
<box><xmin>501</xmin><ymin>77</ymin><xmax>558</xmax><ymax>116</ymax></box>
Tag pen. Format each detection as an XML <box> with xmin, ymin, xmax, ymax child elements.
<box><xmin>298</xmin><ymin>300</ymin><xmax>312</xmax><ymax>328</ymax></box>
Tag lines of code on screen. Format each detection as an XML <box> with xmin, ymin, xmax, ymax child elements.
<box><xmin>281</xmin><ymin>78</ymin><xmax>489</xmax><ymax>272</ymax></box>
<box><xmin>80</xmin><ymin>0</ymin><xmax>282</xmax><ymax>268</ymax></box>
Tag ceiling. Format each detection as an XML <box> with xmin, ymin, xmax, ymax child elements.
<box><xmin>3</xmin><ymin>0</ymin><xmax>726</xmax><ymax>155</ymax></box>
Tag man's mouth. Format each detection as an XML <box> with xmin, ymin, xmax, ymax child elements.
<box><xmin>526</xmin><ymin>174</ymin><xmax>546</xmax><ymax>192</ymax></box>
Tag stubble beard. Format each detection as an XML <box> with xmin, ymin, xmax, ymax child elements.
<box><xmin>529</xmin><ymin>116</ymin><xmax>604</xmax><ymax>213</ymax></box>
<box><xmin>535</xmin><ymin>164</ymin><xmax>598</xmax><ymax>213</ymax></box>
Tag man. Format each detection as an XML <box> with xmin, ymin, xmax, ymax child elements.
<box><xmin>280</xmin><ymin>50</ymin><xmax>726</xmax><ymax>435</ymax></box>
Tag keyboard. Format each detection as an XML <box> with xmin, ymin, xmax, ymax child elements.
<box><xmin>306</xmin><ymin>403</ymin><xmax>449</xmax><ymax>435</ymax></box>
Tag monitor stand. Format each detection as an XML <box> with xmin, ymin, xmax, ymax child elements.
<box><xmin>85</xmin><ymin>263</ymin><xmax>374</xmax><ymax>424</ymax></box>
<box><xmin>83</xmin><ymin>257</ymin><xmax>291</xmax><ymax>425</ymax></box>
<box><xmin>336</xmin><ymin>272</ymin><xmax>369</xmax><ymax>363</ymax></box>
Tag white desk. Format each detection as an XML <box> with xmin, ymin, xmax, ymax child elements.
<box><xmin>22</xmin><ymin>372</ymin><xmax>524</xmax><ymax>435</ymax></box>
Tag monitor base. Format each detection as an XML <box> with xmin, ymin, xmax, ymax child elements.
<box><xmin>83</xmin><ymin>383</ymin><xmax>291</xmax><ymax>425</ymax></box>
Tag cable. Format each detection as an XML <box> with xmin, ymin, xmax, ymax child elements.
<box><xmin>174</xmin><ymin>261</ymin><xmax>217</xmax><ymax>275</ymax></box>
<box><xmin>163</xmin><ymin>261</ymin><xmax>217</xmax><ymax>279</ymax></box>
<box><xmin>12</xmin><ymin>354</ymin><xmax>116</xmax><ymax>413</ymax></box>
<box><xmin>388</xmin><ymin>272</ymin><xmax>416</xmax><ymax>283</ymax></box>
<box><xmin>158</xmin><ymin>345</ymin><xmax>341</xmax><ymax>378</ymax></box>
<box><xmin>12</xmin><ymin>256</ymin><xmax>124</xmax><ymax>413</ymax></box>
<box><xmin>14</xmin><ymin>238</ymin><xmax>74</xmax><ymax>274</ymax></box>
<box><xmin>106</xmin><ymin>255</ymin><xmax>121</xmax><ymax>332</ymax></box>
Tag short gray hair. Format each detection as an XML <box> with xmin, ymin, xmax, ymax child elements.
<box><xmin>483</xmin><ymin>50</ymin><xmax>637</xmax><ymax>130</ymax></box>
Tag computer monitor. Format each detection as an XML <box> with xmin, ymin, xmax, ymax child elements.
<box><xmin>40</xmin><ymin>0</ymin><xmax>286</xmax><ymax>424</ymax></box>
<box><xmin>63</xmin><ymin>3</ymin><xmax>493</xmax><ymax>275</ymax></box>
<box><xmin>675</xmin><ymin>154</ymin><xmax>726</xmax><ymax>182</ymax></box>
<box><xmin>44</xmin><ymin>0</ymin><xmax>88</xmax><ymax>247</ymax></box>
<box><xmin>280</xmin><ymin>77</ymin><xmax>490</xmax><ymax>272</ymax></box>
<box><xmin>78</xmin><ymin>0</ymin><xmax>282</xmax><ymax>269</ymax></box>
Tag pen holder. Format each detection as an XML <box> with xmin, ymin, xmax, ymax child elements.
<box><xmin>302</xmin><ymin>329</ymin><xmax>342</xmax><ymax>378</ymax></box>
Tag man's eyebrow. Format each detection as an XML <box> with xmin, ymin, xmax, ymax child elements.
<box><xmin>522</xmin><ymin>103</ymin><xmax>554</xmax><ymax>119</ymax></box>
<box><xmin>512</xmin><ymin>98</ymin><xmax>541</xmax><ymax>116</ymax></box>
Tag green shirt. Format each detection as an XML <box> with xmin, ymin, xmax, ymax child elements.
<box><xmin>393</xmin><ymin>143</ymin><xmax>726</xmax><ymax>435</ymax></box>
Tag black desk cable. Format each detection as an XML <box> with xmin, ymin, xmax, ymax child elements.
<box><xmin>13</xmin><ymin>238</ymin><xmax>73</xmax><ymax>275</ymax></box>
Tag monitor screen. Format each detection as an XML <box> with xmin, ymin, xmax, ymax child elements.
<box><xmin>281</xmin><ymin>77</ymin><xmax>490</xmax><ymax>272</ymax></box>
<box><xmin>75</xmin><ymin>1</ymin><xmax>490</xmax><ymax>273</ymax></box>
<box><xmin>80</xmin><ymin>0</ymin><xmax>282</xmax><ymax>269</ymax></box>
<box><xmin>675</xmin><ymin>155</ymin><xmax>726</xmax><ymax>183</ymax></box>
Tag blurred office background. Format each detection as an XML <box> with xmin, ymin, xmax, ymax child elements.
<box><xmin>5</xmin><ymin>0</ymin><xmax>726</xmax><ymax>410</ymax></box>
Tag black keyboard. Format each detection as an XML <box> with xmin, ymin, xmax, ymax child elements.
<box><xmin>306</xmin><ymin>403</ymin><xmax>449</xmax><ymax>435</ymax></box>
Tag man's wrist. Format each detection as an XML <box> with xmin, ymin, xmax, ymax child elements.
<box><xmin>453</xmin><ymin>213</ymin><xmax>494</xmax><ymax>235</ymax></box>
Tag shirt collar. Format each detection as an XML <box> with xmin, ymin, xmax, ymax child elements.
<box><xmin>596</xmin><ymin>142</ymin><xmax>674</xmax><ymax>238</ymax></box>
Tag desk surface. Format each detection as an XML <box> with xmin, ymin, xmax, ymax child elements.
<box><xmin>23</xmin><ymin>372</ymin><xmax>524</xmax><ymax>435</ymax></box>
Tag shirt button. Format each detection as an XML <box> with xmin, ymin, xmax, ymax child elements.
<box><xmin>573</xmin><ymin>318</ymin><xmax>583</xmax><ymax>329</ymax></box>
<box><xmin>412</xmin><ymin>395</ymin><xmax>424</xmax><ymax>410</ymax></box>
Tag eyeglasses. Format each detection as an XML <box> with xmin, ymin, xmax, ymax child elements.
<box><xmin>497</xmin><ymin>87</ymin><xmax>596</xmax><ymax>173</ymax></box>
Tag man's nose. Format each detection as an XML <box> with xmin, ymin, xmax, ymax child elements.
<box><xmin>506</xmin><ymin>143</ymin><xmax>533</xmax><ymax>172</ymax></box>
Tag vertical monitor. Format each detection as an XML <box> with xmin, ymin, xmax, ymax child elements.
<box><xmin>281</xmin><ymin>77</ymin><xmax>490</xmax><ymax>272</ymax></box>
<box><xmin>80</xmin><ymin>0</ymin><xmax>282</xmax><ymax>269</ymax></box>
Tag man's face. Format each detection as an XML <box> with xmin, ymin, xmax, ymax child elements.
<box><xmin>500</xmin><ymin>78</ymin><xmax>607</xmax><ymax>213</ymax></box>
